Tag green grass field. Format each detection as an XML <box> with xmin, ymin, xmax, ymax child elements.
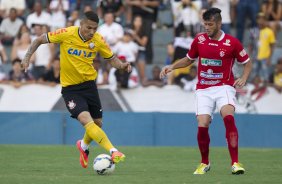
<box><xmin>0</xmin><ymin>145</ymin><xmax>281</xmax><ymax>184</ymax></box>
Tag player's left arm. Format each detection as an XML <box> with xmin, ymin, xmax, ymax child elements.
<box><xmin>234</xmin><ymin>60</ymin><xmax>252</xmax><ymax>88</ymax></box>
<box><xmin>109</xmin><ymin>56</ymin><xmax>132</xmax><ymax>73</ymax></box>
<box><xmin>21</xmin><ymin>34</ymin><xmax>49</xmax><ymax>72</ymax></box>
<box><xmin>233</xmin><ymin>39</ymin><xmax>253</xmax><ymax>88</ymax></box>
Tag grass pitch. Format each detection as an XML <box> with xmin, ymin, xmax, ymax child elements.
<box><xmin>0</xmin><ymin>145</ymin><xmax>281</xmax><ymax>184</ymax></box>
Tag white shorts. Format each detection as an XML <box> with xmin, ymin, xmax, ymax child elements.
<box><xmin>195</xmin><ymin>85</ymin><xmax>236</xmax><ymax>116</ymax></box>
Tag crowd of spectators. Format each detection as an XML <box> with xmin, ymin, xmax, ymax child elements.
<box><xmin>0</xmin><ymin>0</ymin><xmax>281</xmax><ymax>100</ymax></box>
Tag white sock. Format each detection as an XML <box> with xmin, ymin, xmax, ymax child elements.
<box><xmin>80</xmin><ymin>139</ymin><xmax>89</xmax><ymax>151</ymax></box>
<box><xmin>110</xmin><ymin>148</ymin><xmax>118</xmax><ymax>154</ymax></box>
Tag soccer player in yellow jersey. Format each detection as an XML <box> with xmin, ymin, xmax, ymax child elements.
<box><xmin>21</xmin><ymin>11</ymin><xmax>130</xmax><ymax>168</ymax></box>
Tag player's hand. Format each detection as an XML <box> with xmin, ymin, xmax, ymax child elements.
<box><xmin>121</xmin><ymin>62</ymin><xmax>132</xmax><ymax>73</ymax></box>
<box><xmin>160</xmin><ymin>65</ymin><xmax>173</xmax><ymax>79</ymax></box>
<box><xmin>21</xmin><ymin>58</ymin><xmax>29</xmax><ymax>73</ymax></box>
<box><xmin>233</xmin><ymin>77</ymin><xmax>247</xmax><ymax>88</ymax></box>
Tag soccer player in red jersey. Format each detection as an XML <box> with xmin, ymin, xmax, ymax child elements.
<box><xmin>160</xmin><ymin>8</ymin><xmax>252</xmax><ymax>175</ymax></box>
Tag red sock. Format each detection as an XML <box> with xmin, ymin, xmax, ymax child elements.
<box><xmin>197</xmin><ymin>127</ymin><xmax>210</xmax><ymax>164</ymax></box>
<box><xmin>223</xmin><ymin>115</ymin><xmax>239</xmax><ymax>165</ymax></box>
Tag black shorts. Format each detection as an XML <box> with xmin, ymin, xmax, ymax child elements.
<box><xmin>61</xmin><ymin>80</ymin><xmax>102</xmax><ymax>119</ymax></box>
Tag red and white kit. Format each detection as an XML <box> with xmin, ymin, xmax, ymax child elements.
<box><xmin>187</xmin><ymin>32</ymin><xmax>250</xmax><ymax>115</ymax></box>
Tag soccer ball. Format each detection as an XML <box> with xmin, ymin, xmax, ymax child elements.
<box><xmin>93</xmin><ymin>154</ymin><xmax>115</xmax><ymax>175</ymax></box>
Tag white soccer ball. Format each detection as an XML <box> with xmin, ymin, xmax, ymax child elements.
<box><xmin>93</xmin><ymin>154</ymin><xmax>115</xmax><ymax>175</ymax></box>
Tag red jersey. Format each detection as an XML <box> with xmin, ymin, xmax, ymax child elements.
<box><xmin>187</xmin><ymin>32</ymin><xmax>250</xmax><ymax>89</ymax></box>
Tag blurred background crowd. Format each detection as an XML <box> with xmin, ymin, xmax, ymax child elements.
<box><xmin>0</xmin><ymin>0</ymin><xmax>281</xmax><ymax>101</ymax></box>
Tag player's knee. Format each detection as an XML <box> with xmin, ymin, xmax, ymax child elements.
<box><xmin>93</xmin><ymin>118</ymin><xmax>103</xmax><ymax>128</ymax></box>
<box><xmin>77</xmin><ymin>111</ymin><xmax>93</xmax><ymax>125</ymax></box>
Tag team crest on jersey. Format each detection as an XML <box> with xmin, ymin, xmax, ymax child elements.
<box><xmin>198</xmin><ymin>35</ymin><xmax>206</xmax><ymax>43</ymax></box>
<box><xmin>220</xmin><ymin>51</ymin><xmax>225</xmax><ymax>57</ymax></box>
<box><xmin>223</xmin><ymin>39</ymin><xmax>231</xmax><ymax>46</ymax></box>
<box><xmin>68</xmin><ymin>100</ymin><xmax>76</xmax><ymax>110</ymax></box>
<box><xmin>89</xmin><ymin>42</ymin><xmax>95</xmax><ymax>49</ymax></box>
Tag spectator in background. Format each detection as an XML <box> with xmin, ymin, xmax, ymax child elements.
<box><xmin>269</xmin><ymin>58</ymin><xmax>282</xmax><ymax>93</ymax></box>
<box><xmin>26</xmin><ymin>1</ymin><xmax>51</xmax><ymax>29</ymax></box>
<box><xmin>11</xmin><ymin>32</ymin><xmax>34</xmax><ymax>63</ymax></box>
<box><xmin>93</xmin><ymin>58</ymin><xmax>109</xmax><ymax>86</ymax></box>
<box><xmin>131</xmin><ymin>15</ymin><xmax>148</xmax><ymax>83</ymax></box>
<box><xmin>254</xmin><ymin>12</ymin><xmax>276</xmax><ymax>83</ymax></box>
<box><xmin>180</xmin><ymin>64</ymin><xmax>197</xmax><ymax>91</ymax></box>
<box><xmin>261</xmin><ymin>0</ymin><xmax>282</xmax><ymax>35</ymax></box>
<box><xmin>143</xmin><ymin>65</ymin><xmax>165</xmax><ymax>87</ymax></box>
<box><xmin>113</xmin><ymin>30</ymin><xmax>139</xmax><ymax>65</ymax></box>
<box><xmin>167</xmin><ymin>30</ymin><xmax>194</xmax><ymax>85</ymax></box>
<box><xmin>171</xmin><ymin>0</ymin><xmax>201</xmax><ymax>37</ymax></box>
<box><xmin>49</xmin><ymin>0</ymin><xmax>69</xmax><ymax>31</ymax></box>
<box><xmin>108</xmin><ymin>55</ymin><xmax>139</xmax><ymax>90</ymax></box>
<box><xmin>96</xmin><ymin>0</ymin><xmax>125</xmax><ymax>24</ymax></box>
<box><xmin>235</xmin><ymin>0</ymin><xmax>259</xmax><ymax>42</ymax></box>
<box><xmin>209</xmin><ymin>0</ymin><xmax>233</xmax><ymax>34</ymax></box>
<box><xmin>165</xmin><ymin>42</ymin><xmax>174</xmax><ymax>65</ymax></box>
<box><xmin>0</xmin><ymin>41</ymin><xmax>8</xmax><ymax>75</ymax></box>
<box><xmin>38</xmin><ymin>57</ymin><xmax>60</xmax><ymax>87</ymax></box>
<box><xmin>31</xmin><ymin>24</ymin><xmax>55</xmax><ymax>80</ymax></box>
<box><xmin>4</xmin><ymin>58</ymin><xmax>34</xmax><ymax>88</ymax></box>
<box><xmin>97</xmin><ymin>11</ymin><xmax>124</xmax><ymax>49</ymax></box>
<box><xmin>0</xmin><ymin>8</ymin><xmax>23</xmax><ymax>46</ymax></box>
<box><xmin>68</xmin><ymin>10</ymin><xmax>81</xmax><ymax>26</ymax></box>
<box><xmin>0</xmin><ymin>0</ymin><xmax>25</xmax><ymax>18</ymax></box>
<box><xmin>125</xmin><ymin>0</ymin><xmax>160</xmax><ymax>64</ymax></box>
<box><xmin>13</xmin><ymin>24</ymin><xmax>30</xmax><ymax>46</ymax></box>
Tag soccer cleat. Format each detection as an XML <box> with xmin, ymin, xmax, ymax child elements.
<box><xmin>193</xmin><ymin>163</ymin><xmax>211</xmax><ymax>174</ymax></box>
<box><xmin>232</xmin><ymin>162</ymin><xmax>245</xmax><ymax>175</ymax></box>
<box><xmin>76</xmin><ymin>140</ymin><xmax>89</xmax><ymax>168</ymax></box>
<box><xmin>111</xmin><ymin>151</ymin><xmax>125</xmax><ymax>163</ymax></box>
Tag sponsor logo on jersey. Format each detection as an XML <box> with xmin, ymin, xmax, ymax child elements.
<box><xmin>223</xmin><ymin>39</ymin><xmax>231</xmax><ymax>46</ymax></box>
<box><xmin>200</xmin><ymin>79</ymin><xmax>221</xmax><ymax>85</ymax></box>
<box><xmin>200</xmin><ymin>69</ymin><xmax>223</xmax><ymax>79</ymax></box>
<box><xmin>201</xmin><ymin>58</ymin><xmax>222</xmax><ymax>66</ymax></box>
<box><xmin>67</xmin><ymin>48</ymin><xmax>93</xmax><ymax>58</ymax></box>
<box><xmin>49</xmin><ymin>28</ymin><xmax>67</xmax><ymax>36</ymax></box>
<box><xmin>198</xmin><ymin>35</ymin><xmax>206</xmax><ymax>43</ymax></box>
<box><xmin>208</xmin><ymin>43</ymin><xmax>218</xmax><ymax>46</ymax></box>
<box><xmin>239</xmin><ymin>49</ymin><xmax>247</xmax><ymax>57</ymax></box>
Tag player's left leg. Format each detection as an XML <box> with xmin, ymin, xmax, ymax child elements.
<box><xmin>218</xmin><ymin>86</ymin><xmax>245</xmax><ymax>174</ymax></box>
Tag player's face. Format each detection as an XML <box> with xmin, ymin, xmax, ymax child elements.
<box><xmin>203</xmin><ymin>18</ymin><xmax>221</xmax><ymax>38</ymax></box>
<box><xmin>80</xmin><ymin>20</ymin><xmax>98</xmax><ymax>41</ymax></box>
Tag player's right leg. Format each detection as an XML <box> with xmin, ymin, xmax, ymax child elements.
<box><xmin>194</xmin><ymin>89</ymin><xmax>214</xmax><ymax>174</ymax></box>
<box><xmin>193</xmin><ymin>162</ymin><xmax>211</xmax><ymax>175</ymax></box>
<box><xmin>76</xmin><ymin>139</ymin><xmax>90</xmax><ymax>168</ymax></box>
<box><xmin>78</xmin><ymin>112</ymin><xmax>126</xmax><ymax>164</ymax></box>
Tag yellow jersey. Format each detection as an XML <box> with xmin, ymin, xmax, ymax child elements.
<box><xmin>47</xmin><ymin>26</ymin><xmax>114</xmax><ymax>87</ymax></box>
<box><xmin>274</xmin><ymin>73</ymin><xmax>282</xmax><ymax>87</ymax></box>
<box><xmin>257</xmin><ymin>27</ymin><xmax>276</xmax><ymax>60</ymax></box>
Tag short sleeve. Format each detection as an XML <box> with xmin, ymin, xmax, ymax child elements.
<box><xmin>269</xmin><ymin>29</ymin><xmax>276</xmax><ymax>44</ymax></box>
<box><xmin>47</xmin><ymin>27</ymin><xmax>69</xmax><ymax>44</ymax></box>
<box><xmin>97</xmin><ymin>35</ymin><xmax>114</xmax><ymax>60</ymax></box>
<box><xmin>187</xmin><ymin>38</ymin><xmax>198</xmax><ymax>60</ymax></box>
<box><xmin>234</xmin><ymin>39</ymin><xmax>250</xmax><ymax>64</ymax></box>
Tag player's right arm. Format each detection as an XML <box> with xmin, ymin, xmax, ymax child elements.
<box><xmin>160</xmin><ymin>57</ymin><xmax>194</xmax><ymax>79</ymax></box>
<box><xmin>21</xmin><ymin>34</ymin><xmax>49</xmax><ymax>72</ymax></box>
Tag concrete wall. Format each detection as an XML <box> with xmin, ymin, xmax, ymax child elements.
<box><xmin>0</xmin><ymin>112</ymin><xmax>281</xmax><ymax>148</ymax></box>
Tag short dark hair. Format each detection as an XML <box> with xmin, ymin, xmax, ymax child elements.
<box><xmin>84</xmin><ymin>11</ymin><xmax>99</xmax><ymax>23</ymax></box>
<box><xmin>203</xmin><ymin>8</ymin><xmax>222</xmax><ymax>22</ymax></box>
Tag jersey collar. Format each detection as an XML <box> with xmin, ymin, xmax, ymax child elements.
<box><xmin>208</xmin><ymin>30</ymin><xmax>225</xmax><ymax>41</ymax></box>
<box><xmin>78</xmin><ymin>27</ymin><xmax>87</xmax><ymax>42</ymax></box>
